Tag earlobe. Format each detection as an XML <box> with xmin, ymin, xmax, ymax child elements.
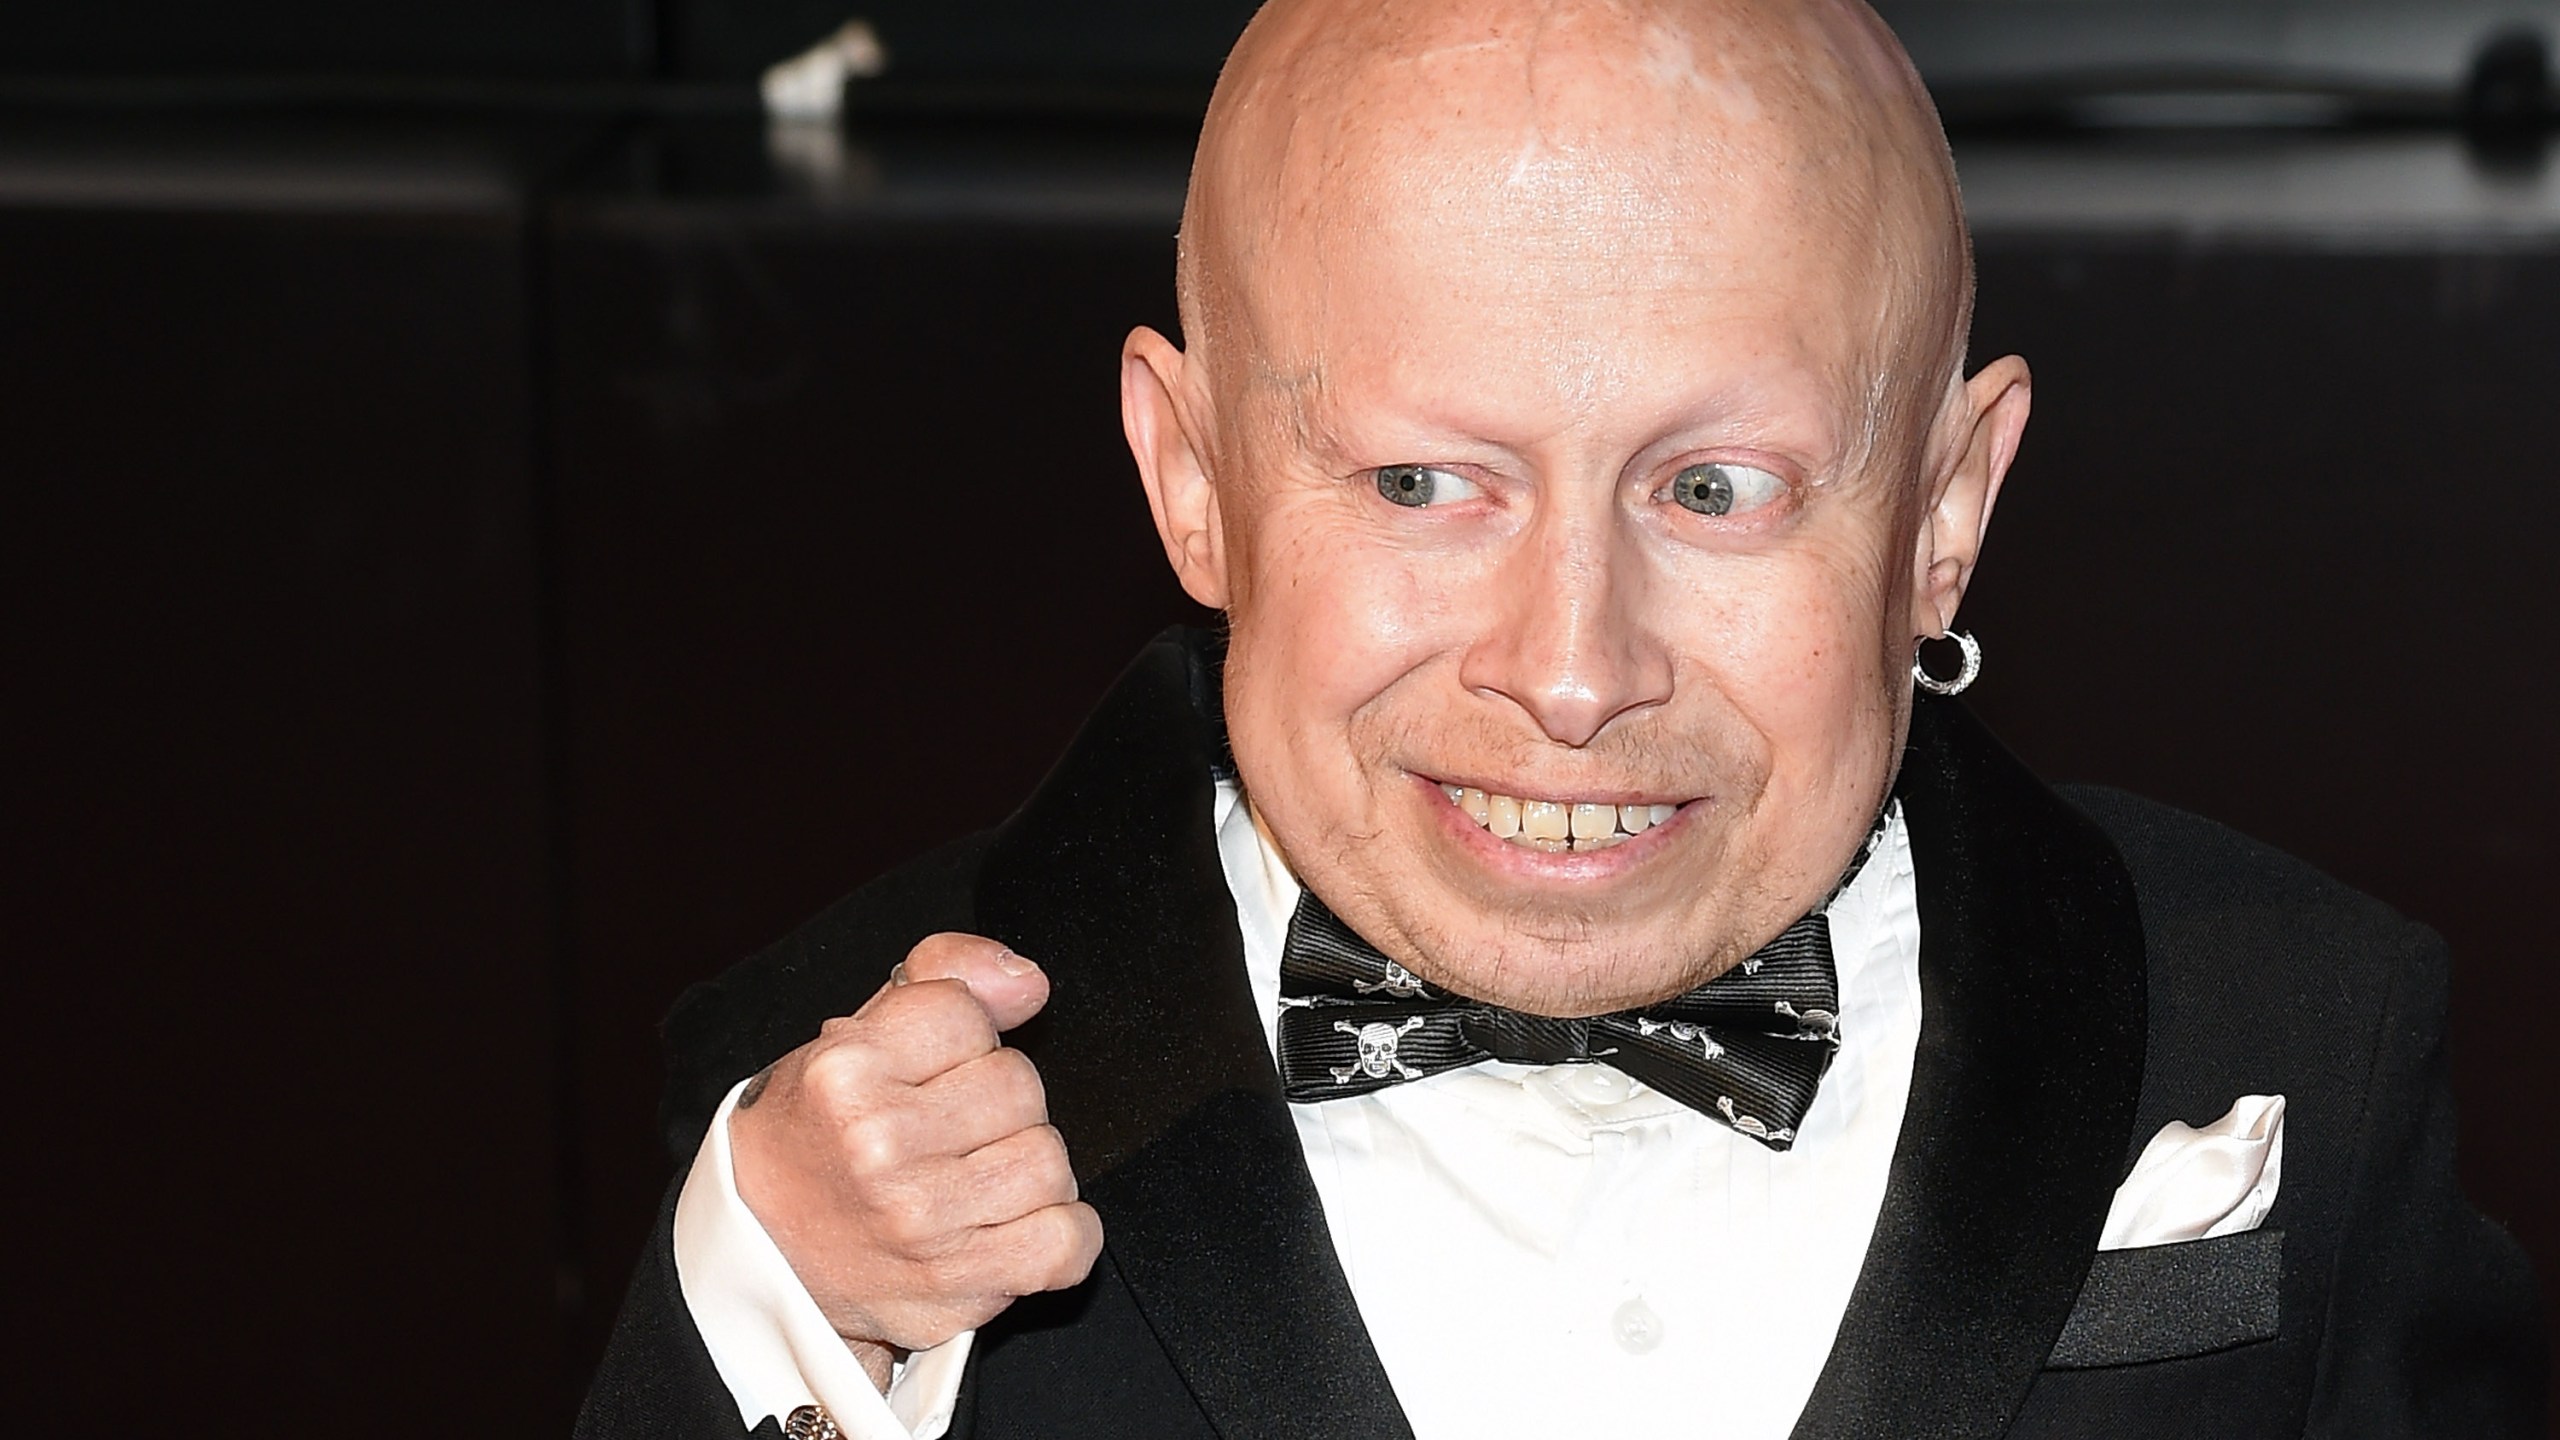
<box><xmin>1121</xmin><ymin>326</ymin><xmax>1231</xmax><ymax>610</ymax></box>
<box><xmin>1915</xmin><ymin>354</ymin><xmax>2032</xmax><ymax>636</ymax></box>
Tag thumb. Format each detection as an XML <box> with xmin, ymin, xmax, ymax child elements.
<box><xmin>893</xmin><ymin>931</ymin><xmax>1052</xmax><ymax>1031</ymax></box>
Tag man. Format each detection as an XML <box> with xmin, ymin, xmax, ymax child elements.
<box><xmin>579</xmin><ymin>0</ymin><xmax>2546</xmax><ymax>1435</ymax></box>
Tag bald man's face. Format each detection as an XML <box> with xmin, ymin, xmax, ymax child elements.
<box><xmin>1126</xmin><ymin>1</ymin><xmax>2024</xmax><ymax>1013</ymax></box>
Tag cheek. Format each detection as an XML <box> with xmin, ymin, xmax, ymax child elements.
<box><xmin>1240</xmin><ymin>478</ymin><xmax>1501</xmax><ymax>676</ymax></box>
<box><xmin>1670</xmin><ymin>527</ymin><xmax>1902</xmax><ymax>782</ymax></box>
<box><xmin>1224</xmin><ymin>491</ymin><xmax>1461</xmax><ymax>772</ymax></box>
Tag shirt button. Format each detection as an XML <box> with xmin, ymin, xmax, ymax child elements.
<box><xmin>1612</xmin><ymin>1296</ymin><xmax>1664</xmax><ymax>1354</ymax></box>
<box><xmin>1565</xmin><ymin>1065</ymin><xmax>1632</xmax><ymax>1106</ymax></box>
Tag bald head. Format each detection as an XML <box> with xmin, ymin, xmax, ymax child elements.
<box><xmin>1120</xmin><ymin>0</ymin><xmax>2030</xmax><ymax>1016</ymax></box>
<box><xmin>1177</xmin><ymin>0</ymin><xmax>1970</xmax><ymax>449</ymax></box>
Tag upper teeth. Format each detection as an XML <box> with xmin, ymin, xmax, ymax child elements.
<box><xmin>1440</xmin><ymin>785</ymin><xmax>1679</xmax><ymax>853</ymax></box>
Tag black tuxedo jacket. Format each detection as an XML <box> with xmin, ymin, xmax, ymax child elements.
<box><xmin>580</xmin><ymin>630</ymin><xmax>2545</xmax><ymax>1439</ymax></box>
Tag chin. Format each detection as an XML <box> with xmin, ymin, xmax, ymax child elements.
<box><xmin>1362</xmin><ymin>879</ymin><xmax>1746</xmax><ymax>1016</ymax></box>
<box><xmin>1280</xmin><ymin>776</ymin><xmax>1797</xmax><ymax>1014</ymax></box>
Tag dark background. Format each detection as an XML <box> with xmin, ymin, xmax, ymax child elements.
<box><xmin>2</xmin><ymin>4</ymin><xmax>2552</xmax><ymax>1435</ymax></box>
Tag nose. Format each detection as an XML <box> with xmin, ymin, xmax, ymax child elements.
<box><xmin>1458</xmin><ymin>507</ymin><xmax>1674</xmax><ymax>748</ymax></box>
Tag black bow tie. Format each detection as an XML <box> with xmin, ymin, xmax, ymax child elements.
<box><xmin>1276</xmin><ymin>896</ymin><xmax>1844</xmax><ymax>1150</ymax></box>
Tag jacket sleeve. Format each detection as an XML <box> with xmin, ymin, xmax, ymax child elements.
<box><xmin>580</xmin><ymin>833</ymin><xmax>989</xmax><ymax>1439</ymax></box>
<box><xmin>2304</xmin><ymin>923</ymin><xmax>2548</xmax><ymax>1436</ymax></box>
<box><xmin>576</xmin><ymin>1178</ymin><xmax>773</xmax><ymax>1440</ymax></box>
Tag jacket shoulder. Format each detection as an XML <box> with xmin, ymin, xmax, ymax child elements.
<box><xmin>656</xmin><ymin>831</ymin><xmax>991</xmax><ymax>1162</ymax></box>
<box><xmin>2056</xmin><ymin>783</ymin><xmax>2429</xmax><ymax>963</ymax></box>
<box><xmin>2051</xmin><ymin>785</ymin><xmax>2546</xmax><ymax>1433</ymax></box>
<box><xmin>2053</xmin><ymin>783</ymin><xmax>2442</xmax><ymax>1165</ymax></box>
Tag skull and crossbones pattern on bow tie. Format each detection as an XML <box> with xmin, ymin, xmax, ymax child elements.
<box><xmin>1274</xmin><ymin>891</ymin><xmax>1845</xmax><ymax>1150</ymax></box>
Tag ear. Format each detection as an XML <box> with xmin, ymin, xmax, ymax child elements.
<box><xmin>1121</xmin><ymin>326</ymin><xmax>1232</xmax><ymax>610</ymax></box>
<box><xmin>1913</xmin><ymin>354</ymin><xmax>2031</xmax><ymax>637</ymax></box>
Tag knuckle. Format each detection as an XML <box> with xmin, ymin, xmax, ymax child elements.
<box><xmin>874</xmin><ymin>1200</ymin><xmax>941</xmax><ymax>1255</ymax></box>
<box><xmin>940</xmin><ymin>991</ymin><xmax>1003</xmax><ymax>1047</ymax></box>
<box><xmin>798</xmin><ymin>1044</ymin><xmax>856</xmax><ymax>1095</ymax></box>
<box><xmin>1063</xmin><ymin>1202</ymin><xmax>1103</xmax><ymax>1253</ymax></box>
<box><xmin>1065</xmin><ymin>1198</ymin><xmax>1103</xmax><ymax>1242</ymax></box>
<box><xmin>1043</xmin><ymin>1253</ymin><xmax>1094</xmax><ymax>1293</ymax></box>
<box><xmin>916</xmin><ymin>1250</ymin><xmax>980</xmax><ymax>1300</ymax></box>
<box><xmin>892</xmin><ymin>981</ymin><xmax>996</xmax><ymax>1044</ymax></box>
<box><xmin>885</xmin><ymin>975</ymin><xmax>956</xmax><ymax>1013</ymax></box>
<box><xmin>860</xmin><ymin>981</ymin><xmax>932</xmax><ymax>1028</ymax></box>
<box><xmin>988</xmin><ymin>1046</ymin><xmax>1045</xmax><ymax>1098</ymax></box>
<box><xmin>840</xmin><ymin>1113</ymin><xmax>908</xmax><ymax>1176</ymax></box>
<box><xmin>803</xmin><ymin>1040</ymin><xmax>890</xmax><ymax>1100</ymax></box>
<box><xmin>1026</xmin><ymin>1129</ymin><xmax>1077</xmax><ymax>1197</ymax></box>
<box><xmin>1039</xmin><ymin>1207</ymin><xmax>1103</xmax><ymax>1289</ymax></box>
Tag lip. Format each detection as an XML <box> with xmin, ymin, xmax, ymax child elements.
<box><xmin>1421</xmin><ymin>772</ymin><xmax>1689</xmax><ymax>810</ymax></box>
<box><xmin>1409</xmin><ymin>771</ymin><xmax>1699</xmax><ymax>883</ymax></box>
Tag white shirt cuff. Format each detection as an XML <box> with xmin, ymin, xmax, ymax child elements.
<box><xmin>673</xmin><ymin>1075</ymin><xmax>976</xmax><ymax>1439</ymax></box>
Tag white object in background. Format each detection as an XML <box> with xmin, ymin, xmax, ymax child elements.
<box><xmin>2099</xmin><ymin>1094</ymin><xmax>2287</xmax><ymax>1250</ymax></box>
<box><xmin>762</xmin><ymin>20</ymin><xmax>890</xmax><ymax>122</ymax></box>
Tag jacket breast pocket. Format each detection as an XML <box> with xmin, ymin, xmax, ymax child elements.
<box><xmin>2045</xmin><ymin>1228</ymin><xmax>2283</xmax><ymax>1369</ymax></box>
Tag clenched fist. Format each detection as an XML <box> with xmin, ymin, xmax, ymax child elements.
<box><xmin>729</xmin><ymin>933</ymin><xmax>1104</xmax><ymax>1391</ymax></box>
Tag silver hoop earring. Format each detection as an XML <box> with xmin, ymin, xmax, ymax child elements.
<box><xmin>1912</xmin><ymin>630</ymin><xmax>1982</xmax><ymax>696</ymax></box>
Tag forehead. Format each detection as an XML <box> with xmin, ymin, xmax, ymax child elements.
<box><xmin>1242</xmin><ymin>111</ymin><xmax>1890</xmax><ymax>463</ymax></box>
<box><xmin>1218</xmin><ymin>7</ymin><xmax>1909</xmax><ymax>445</ymax></box>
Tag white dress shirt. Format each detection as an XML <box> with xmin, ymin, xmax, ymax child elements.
<box><xmin>675</xmin><ymin>783</ymin><xmax>1925</xmax><ymax>1440</ymax></box>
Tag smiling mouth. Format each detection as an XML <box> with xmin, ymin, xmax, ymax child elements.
<box><xmin>1436</xmin><ymin>784</ymin><xmax>1684</xmax><ymax>854</ymax></box>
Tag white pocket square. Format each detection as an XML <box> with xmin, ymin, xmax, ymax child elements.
<box><xmin>2098</xmin><ymin>1093</ymin><xmax>2285</xmax><ymax>1250</ymax></box>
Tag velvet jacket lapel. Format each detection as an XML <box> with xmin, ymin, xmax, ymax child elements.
<box><xmin>973</xmin><ymin>632</ymin><xmax>1415</xmax><ymax>1440</ymax></box>
<box><xmin>1790</xmin><ymin>697</ymin><xmax>2150</xmax><ymax>1440</ymax></box>
<box><xmin>969</xmin><ymin>632</ymin><xmax>2147</xmax><ymax>1440</ymax></box>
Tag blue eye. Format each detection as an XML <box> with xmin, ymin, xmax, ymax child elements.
<box><xmin>1669</xmin><ymin>462</ymin><xmax>1786</xmax><ymax>516</ymax></box>
<box><xmin>1376</xmin><ymin>465</ymin><xmax>1480</xmax><ymax>507</ymax></box>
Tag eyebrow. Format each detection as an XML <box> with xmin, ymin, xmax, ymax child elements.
<box><xmin>1285</xmin><ymin>368</ymin><xmax>1857</xmax><ymax>481</ymax></box>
